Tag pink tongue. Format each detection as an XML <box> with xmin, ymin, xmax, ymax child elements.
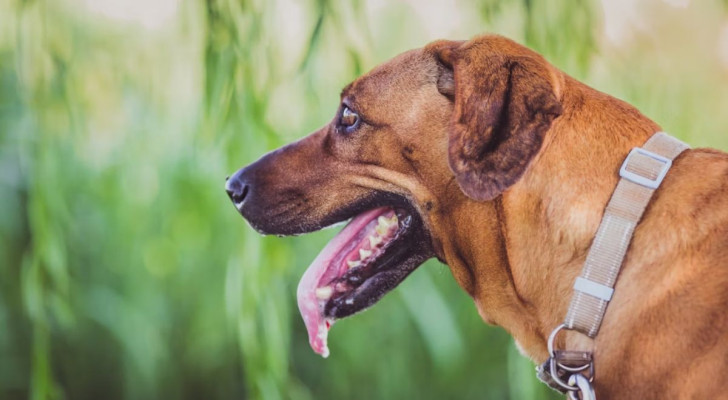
<box><xmin>296</xmin><ymin>207</ymin><xmax>388</xmax><ymax>357</ymax></box>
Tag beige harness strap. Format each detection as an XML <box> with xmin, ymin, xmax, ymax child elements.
<box><xmin>539</xmin><ymin>132</ymin><xmax>690</xmax><ymax>396</ymax></box>
<box><xmin>564</xmin><ymin>132</ymin><xmax>690</xmax><ymax>337</ymax></box>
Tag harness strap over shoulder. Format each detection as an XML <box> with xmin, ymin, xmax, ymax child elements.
<box><xmin>564</xmin><ymin>132</ymin><xmax>690</xmax><ymax>336</ymax></box>
<box><xmin>538</xmin><ymin>132</ymin><xmax>690</xmax><ymax>396</ymax></box>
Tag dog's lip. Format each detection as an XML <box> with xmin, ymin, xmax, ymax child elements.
<box><xmin>296</xmin><ymin>197</ymin><xmax>431</xmax><ymax>357</ymax></box>
<box><xmin>321</xmin><ymin>208</ymin><xmax>414</xmax><ymax>315</ymax></box>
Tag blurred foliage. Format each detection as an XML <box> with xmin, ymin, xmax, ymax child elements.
<box><xmin>0</xmin><ymin>0</ymin><xmax>726</xmax><ymax>399</ymax></box>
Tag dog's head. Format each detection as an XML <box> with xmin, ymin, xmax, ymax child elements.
<box><xmin>225</xmin><ymin>35</ymin><xmax>562</xmax><ymax>356</ymax></box>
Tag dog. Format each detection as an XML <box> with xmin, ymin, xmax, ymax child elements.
<box><xmin>225</xmin><ymin>34</ymin><xmax>728</xmax><ymax>399</ymax></box>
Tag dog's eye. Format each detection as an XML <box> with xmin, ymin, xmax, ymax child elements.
<box><xmin>339</xmin><ymin>106</ymin><xmax>360</xmax><ymax>133</ymax></box>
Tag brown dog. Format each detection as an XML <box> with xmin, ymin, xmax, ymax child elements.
<box><xmin>226</xmin><ymin>35</ymin><xmax>728</xmax><ymax>399</ymax></box>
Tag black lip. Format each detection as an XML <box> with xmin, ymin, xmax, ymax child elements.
<box><xmin>314</xmin><ymin>192</ymin><xmax>419</xmax><ymax>235</ymax></box>
<box><xmin>239</xmin><ymin>189</ymin><xmax>419</xmax><ymax>237</ymax></box>
<box><xmin>320</xmin><ymin>199</ymin><xmax>434</xmax><ymax>319</ymax></box>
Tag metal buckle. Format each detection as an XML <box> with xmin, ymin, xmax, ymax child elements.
<box><xmin>547</xmin><ymin>325</ymin><xmax>595</xmax><ymax>393</ymax></box>
<box><xmin>619</xmin><ymin>147</ymin><xmax>672</xmax><ymax>189</ymax></box>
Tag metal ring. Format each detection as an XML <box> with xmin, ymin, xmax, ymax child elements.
<box><xmin>567</xmin><ymin>374</ymin><xmax>596</xmax><ymax>400</ymax></box>
<box><xmin>550</xmin><ymin>356</ymin><xmax>579</xmax><ymax>391</ymax></box>
<box><xmin>547</xmin><ymin>324</ymin><xmax>595</xmax><ymax>392</ymax></box>
<box><xmin>557</xmin><ymin>362</ymin><xmax>591</xmax><ymax>373</ymax></box>
<box><xmin>547</xmin><ymin>324</ymin><xmax>576</xmax><ymax>391</ymax></box>
<box><xmin>547</xmin><ymin>324</ymin><xmax>566</xmax><ymax>358</ymax></box>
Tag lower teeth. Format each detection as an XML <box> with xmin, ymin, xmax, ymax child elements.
<box><xmin>315</xmin><ymin>286</ymin><xmax>333</xmax><ymax>300</ymax></box>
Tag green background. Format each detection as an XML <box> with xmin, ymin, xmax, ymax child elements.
<box><xmin>1</xmin><ymin>0</ymin><xmax>727</xmax><ymax>399</ymax></box>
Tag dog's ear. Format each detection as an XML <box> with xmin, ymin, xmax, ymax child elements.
<box><xmin>428</xmin><ymin>38</ymin><xmax>562</xmax><ymax>201</ymax></box>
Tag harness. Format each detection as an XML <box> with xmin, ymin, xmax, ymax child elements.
<box><xmin>536</xmin><ymin>132</ymin><xmax>690</xmax><ymax>399</ymax></box>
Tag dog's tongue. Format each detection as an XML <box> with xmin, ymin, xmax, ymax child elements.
<box><xmin>296</xmin><ymin>208</ymin><xmax>386</xmax><ymax>358</ymax></box>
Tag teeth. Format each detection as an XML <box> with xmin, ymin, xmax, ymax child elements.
<box><xmin>315</xmin><ymin>286</ymin><xmax>333</xmax><ymax>300</ymax></box>
<box><xmin>375</xmin><ymin>224</ymin><xmax>388</xmax><ymax>236</ymax></box>
<box><xmin>378</xmin><ymin>215</ymin><xmax>397</xmax><ymax>227</ymax></box>
<box><xmin>368</xmin><ymin>235</ymin><xmax>383</xmax><ymax>247</ymax></box>
<box><xmin>347</xmin><ymin>260</ymin><xmax>361</xmax><ymax>269</ymax></box>
<box><xmin>376</xmin><ymin>215</ymin><xmax>398</xmax><ymax>235</ymax></box>
<box><xmin>359</xmin><ymin>249</ymin><xmax>372</xmax><ymax>260</ymax></box>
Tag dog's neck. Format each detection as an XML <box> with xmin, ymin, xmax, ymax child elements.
<box><xmin>437</xmin><ymin>77</ymin><xmax>661</xmax><ymax>362</ymax></box>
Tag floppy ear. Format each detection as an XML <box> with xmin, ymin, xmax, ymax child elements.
<box><xmin>429</xmin><ymin>39</ymin><xmax>562</xmax><ymax>201</ymax></box>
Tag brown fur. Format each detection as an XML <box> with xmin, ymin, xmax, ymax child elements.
<box><xmin>232</xmin><ymin>35</ymin><xmax>728</xmax><ymax>399</ymax></box>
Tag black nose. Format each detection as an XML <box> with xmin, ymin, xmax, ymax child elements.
<box><xmin>225</xmin><ymin>171</ymin><xmax>250</xmax><ymax>209</ymax></box>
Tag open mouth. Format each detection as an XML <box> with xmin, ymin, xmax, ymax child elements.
<box><xmin>297</xmin><ymin>203</ymin><xmax>431</xmax><ymax>357</ymax></box>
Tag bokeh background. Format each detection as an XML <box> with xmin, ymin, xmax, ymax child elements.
<box><xmin>2</xmin><ymin>0</ymin><xmax>728</xmax><ymax>399</ymax></box>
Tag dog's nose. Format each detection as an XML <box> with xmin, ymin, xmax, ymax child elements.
<box><xmin>225</xmin><ymin>171</ymin><xmax>250</xmax><ymax>209</ymax></box>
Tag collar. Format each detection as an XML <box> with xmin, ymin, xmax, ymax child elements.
<box><xmin>537</xmin><ymin>132</ymin><xmax>690</xmax><ymax>398</ymax></box>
